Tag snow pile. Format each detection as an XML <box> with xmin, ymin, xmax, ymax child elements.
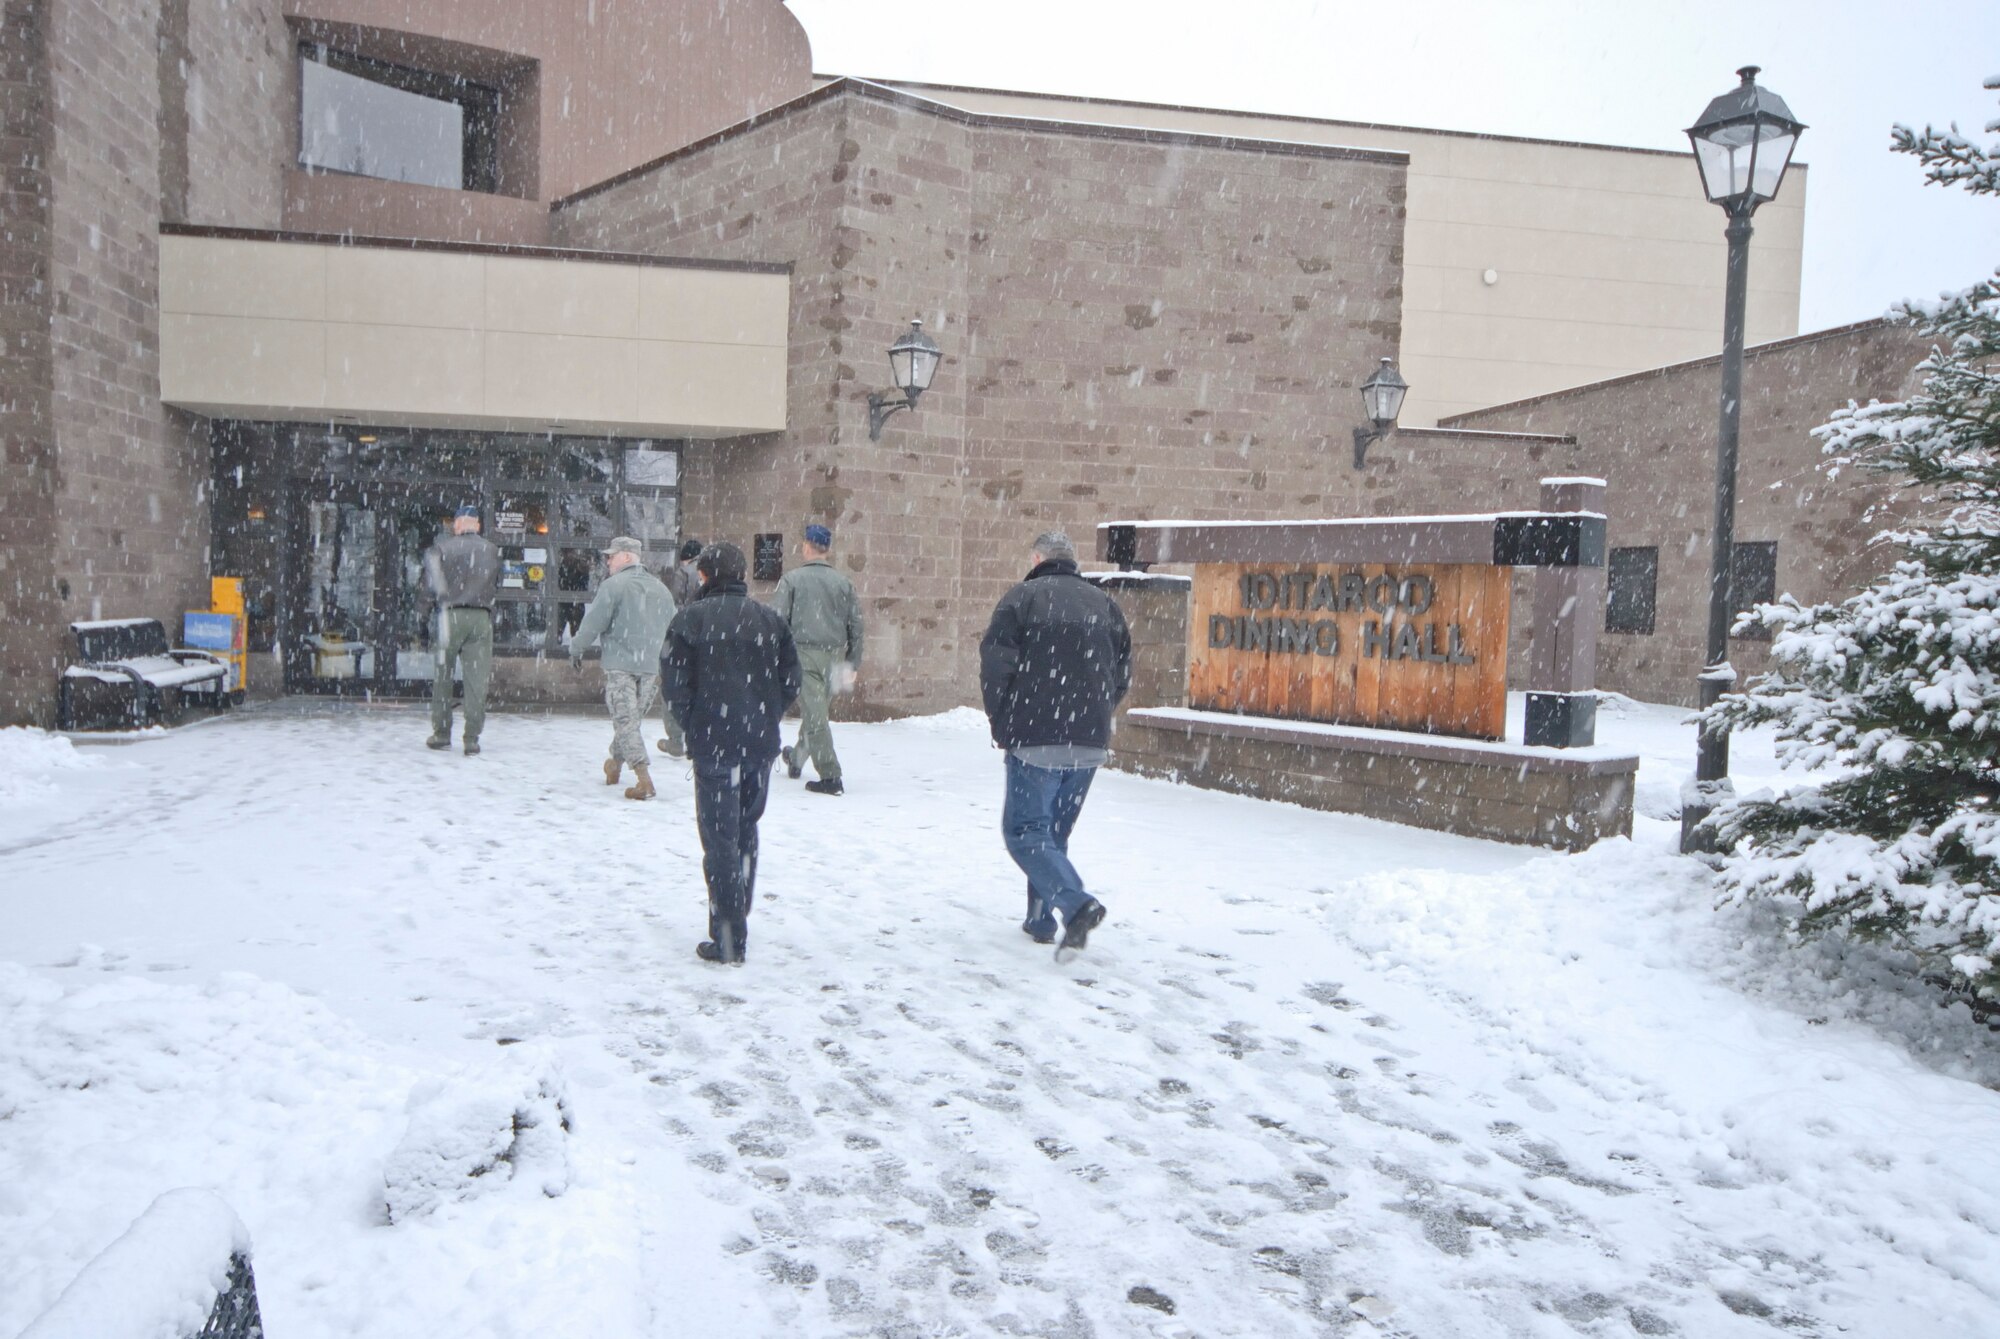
<box><xmin>17</xmin><ymin>1188</ymin><xmax>249</xmax><ymax>1339</ymax></box>
<box><xmin>0</xmin><ymin>727</ymin><xmax>95</xmax><ymax>804</ymax></box>
<box><xmin>383</xmin><ymin>1056</ymin><xmax>573</xmax><ymax>1222</ymax></box>
<box><xmin>894</xmin><ymin>703</ymin><xmax>988</xmax><ymax>733</ymax></box>
<box><xmin>0</xmin><ymin>964</ymin><xmax>406</xmax><ymax>1335</ymax></box>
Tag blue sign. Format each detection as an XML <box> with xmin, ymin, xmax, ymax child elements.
<box><xmin>183</xmin><ymin>612</ymin><xmax>237</xmax><ymax>650</ymax></box>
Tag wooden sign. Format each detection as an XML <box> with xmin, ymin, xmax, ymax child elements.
<box><xmin>1187</xmin><ymin>562</ymin><xmax>1511</xmax><ymax>740</ymax></box>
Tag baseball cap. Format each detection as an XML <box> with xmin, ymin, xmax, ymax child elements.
<box><xmin>804</xmin><ymin>523</ymin><xmax>833</xmax><ymax>548</ymax></box>
<box><xmin>454</xmin><ymin>505</ymin><xmax>480</xmax><ymax>519</ymax></box>
<box><xmin>601</xmin><ymin>536</ymin><xmax>643</xmax><ymax>557</ymax></box>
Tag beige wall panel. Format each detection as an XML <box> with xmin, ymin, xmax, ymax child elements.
<box><xmin>482</xmin><ymin>255</ymin><xmax>640</xmax><ymax>339</ymax></box>
<box><xmin>636</xmin><ymin>268</ymin><xmax>791</xmax><ymax>346</ymax></box>
<box><xmin>325</xmin><ymin>246</ymin><xmax>485</xmax><ymax>329</ymax></box>
<box><xmin>159</xmin><ymin>235</ymin><xmax>326</xmax><ymax>320</ymax></box>
<box><xmin>1403</xmin><ymin>218</ymin><xmax>1800</xmax><ymax>308</ymax></box>
<box><xmin>633</xmin><ymin>342</ymin><xmax>788</xmax><ymax>432</ymax></box>
<box><xmin>484</xmin><ymin>331</ymin><xmax>639</xmax><ymax>422</ymax></box>
<box><xmin>325</xmin><ymin>324</ymin><xmax>485</xmax><ymax>417</ymax></box>
<box><xmin>160</xmin><ymin>313</ymin><xmax>327</xmax><ymax>408</ymax></box>
<box><xmin>1411</xmin><ymin>310</ymin><xmax>1751</xmax><ymax>370</ymax></box>
<box><xmin>1404</xmin><ymin>265</ymin><xmax>1721</xmax><ymax>331</ymax></box>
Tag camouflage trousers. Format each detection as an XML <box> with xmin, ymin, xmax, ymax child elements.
<box><xmin>604</xmin><ymin>670</ymin><xmax>661</xmax><ymax>768</ymax></box>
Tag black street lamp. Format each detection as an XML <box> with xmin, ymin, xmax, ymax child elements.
<box><xmin>867</xmin><ymin>318</ymin><xmax>943</xmax><ymax>440</ymax></box>
<box><xmin>1351</xmin><ymin>357</ymin><xmax>1409</xmax><ymax>468</ymax></box>
<box><xmin>1680</xmin><ymin>66</ymin><xmax>1805</xmax><ymax>854</ymax></box>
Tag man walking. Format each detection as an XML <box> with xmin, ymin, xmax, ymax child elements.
<box><xmin>662</xmin><ymin>542</ymin><xmax>800</xmax><ymax>964</ymax></box>
<box><xmin>657</xmin><ymin>538</ymin><xmax>703</xmax><ymax>759</ymax></box>
<box><xmin>979</xmin><ymin>531</ymin><xmax>1132</xmax><ymax>960</ymax></box>
<box><xmin>772</xmin><ymin>523</ymin><xmax>863</xmax><ymax>795</ymax></box>
<box><xmin>568</xmin><ymin>536</ymin><xmax>677</xmax><ymax>800</ymax></box>
<box><xmin>421</xmin><ymin>505</ymin><xmax>502</xmax><ymax>755</ymax></box>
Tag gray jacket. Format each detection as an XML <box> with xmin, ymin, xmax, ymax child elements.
<box><xmin>770</xmin><ymin>559</ymin><xmax>863</xmax><ymax>663</ymax></box>
<box><xmin>663</xmin><ymin>562</ymin><xmax>702</xmax><ymax>610</ymax></box>
<box><xmin>421</xmin><ymin>532</ymin><xmax>503</xmax><ymax>612</ymax></box>
<box><xmin>569</xmin><ymin>563</ymin><xmax>676</xmax><ymax>674</ymax></box>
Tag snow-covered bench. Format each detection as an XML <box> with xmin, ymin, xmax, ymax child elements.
<box><xmin>17</xmin><ymin>1189</ymin><xmax>263</xmax><ymax>1339</ymax></box>
<box><xmin>57</xmin><ymin>618</ymin><xmax>236</xmax><ymax>731</ymax></box>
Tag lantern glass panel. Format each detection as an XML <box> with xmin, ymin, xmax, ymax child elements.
<box><xmin>888</xmin><ymin>345</ymin><xmax>914</xmax><ymax>392</ymax></box>
<box><xmin>907</xmin><ymin>345</ymin><xmax>941</xmax><ymax>393</ymax></box>
<box><xmin>1748</xmin><ymin>128</ymin><xmax>1797</xmax><ymax>201</ymax></box>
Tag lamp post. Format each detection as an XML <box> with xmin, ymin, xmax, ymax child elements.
<box><xmin>1679</xmin><ymin>67</ymin><xmax>1805</xmax><ymax>854</ymax></box>
<box><xmin>1351</xmin><ymin>357</ymin><xmax>1409</xmax><ymax>468</ymax></box>
<box><xmin>867</xmin><ymin>318</ymin><xmax>943</xmax><ymax>440</ymax></box>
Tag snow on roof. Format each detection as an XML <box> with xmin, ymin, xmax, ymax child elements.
<box><xmin>69</xmin><ymin>618</ymin><xmax>158</xmax><ymax>631</ymax></box>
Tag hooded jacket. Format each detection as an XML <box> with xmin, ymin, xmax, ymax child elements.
<box><xmin>979</xmin><ymin>559</ymin><xmax>1133</xmax><ymax>751</ymax></box>
<box><xmin>661</xmin><ymin>578</ymin><xmax>802</xmax><ymax>769</ymax></box>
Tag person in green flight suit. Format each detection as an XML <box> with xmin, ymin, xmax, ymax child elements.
<box><xmin>770</xmin><ymin>524</ymin><xmax>863</xmax><ymax>796</ymax></box>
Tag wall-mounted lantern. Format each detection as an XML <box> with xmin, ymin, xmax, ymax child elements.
<box><xmin>1351</xmin><ymin>357</ymin><xmax>1409</xmax><ymax>468</ymax></box>
<box><xmin>867</xmin><ymin>318</ymin><xmax>942</xmax><ymax>441</ymax></box>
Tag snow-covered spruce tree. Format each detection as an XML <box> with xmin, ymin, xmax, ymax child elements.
<box><xmin>1702</xmin><ymin>78</ymin><xmax>2000</xmax><ymax>998</ymax></box>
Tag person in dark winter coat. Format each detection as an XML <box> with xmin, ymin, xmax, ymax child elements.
<box><xmin>661</xmin><ymin>542</ymin><xmax>801</xmax><ymax>964</ymax></box>
<box><xmin>978</xmin><ymin>530</ymin><xmax>1132</xmax><ymax>958</ymax></box>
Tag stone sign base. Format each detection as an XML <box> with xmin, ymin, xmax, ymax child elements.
<box><xmin>1114</xmin><ymin>707</ymin><xmax>1637</xmax><ymax>851</ymax></box>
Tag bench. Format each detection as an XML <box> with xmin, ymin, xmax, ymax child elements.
<box><xmin>57</xmin><ymin>618</ymin><xmax>236</xmax><ymax>731</ymax></box>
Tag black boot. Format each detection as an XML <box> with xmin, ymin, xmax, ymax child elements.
<box><xmin>1055</xmin><ymin>898</ymin><xmax>1106</xmax><ymax>962</ymax></box>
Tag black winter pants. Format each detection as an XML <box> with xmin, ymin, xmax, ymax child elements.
<box><xmin>693</xmin><ymin>759</ymin><xmax>772</xmax><ymax>960</ymax></box>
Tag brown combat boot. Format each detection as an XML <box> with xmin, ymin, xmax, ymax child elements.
<box><xmin>624</xmin><ymin>764</ymin><xmax>655</xmax><ymax>801</ymax></box>
<box><xmin>604</xmin><ymin>757</ymin><xmax>622</xmax><ymax>786</ymax></box>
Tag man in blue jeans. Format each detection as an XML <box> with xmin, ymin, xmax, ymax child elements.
<box><xmin>979</xmin><ymin>531</ymin><xmax>1133</xmax><ymax>959</ymax></box>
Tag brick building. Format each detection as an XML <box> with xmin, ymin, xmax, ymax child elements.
<box><xmin>0</xmin><ymin>0</ymin><xmax>1917</xmax><ymax>726</ymax></box>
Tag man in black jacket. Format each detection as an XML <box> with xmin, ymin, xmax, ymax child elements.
<box><xmin>662</xmin><ymin>542</ymin><xmax>801</xmax><ymax>964</ymax></box>
<box><xmin>979</xmin><ymin>531</ymin><xmax>1132</xmax><ymax>959</ymax></box>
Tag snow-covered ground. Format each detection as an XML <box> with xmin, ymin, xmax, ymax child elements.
<box><xmin>3</xmin><ymin>697</ymin><xmax>1997</xmax><ymax>1338</ymax></box>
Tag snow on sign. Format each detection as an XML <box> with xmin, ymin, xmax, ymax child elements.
<box><xmin>1189</xmin><ymin>562</ymin><xmax>1510</xmax><ymax>739</ymax></box>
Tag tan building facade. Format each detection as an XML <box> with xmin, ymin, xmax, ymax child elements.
<box><xmin>0</xmin><ymin>0</ymin><xmax>1897</xmax><ymax>731</ymax></box>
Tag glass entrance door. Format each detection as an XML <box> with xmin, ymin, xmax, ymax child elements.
<box><xmin>285</xmin><ymin>483</ymin><xmax>461</xmax><ymax>695</ymax></box>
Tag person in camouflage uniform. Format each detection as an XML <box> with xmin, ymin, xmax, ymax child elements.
<box><xmin>420</xmin><ymin>505</ymin><xmax>503</xmax><ymax>755</ymax></box>
<box><xmin>569</xmin><ymin>536</ymin><xmax>677</xmax><ymax>800</ymax></box>
<box><xmin>771</xmin><ymin>523</ymin><xmax>863</xmax><ymax>795</ymax></box>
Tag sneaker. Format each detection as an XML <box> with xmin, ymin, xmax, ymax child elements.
<box><xmin>463</xmin><ymin>739</ymin><xmax>481</xmax><ymax>756</ymax></box>
<box><xmin>1054</xmin><ymin>898</ymin><xmax>1106</xmax><ymax>962</ymax></box>
<box><xmin>804</xmin><ymin>778</ymin><xmax>844</xmax><ymax>796</ymax></box>
<box><xmin>426</xmin><ymin>734</ymin><xmax>450</xmax><ymax>750</ymax></box>
<box><xmin>782</xmin><ymin>745</ymin><xmax>804</xmax><ymax>780</ymax></box>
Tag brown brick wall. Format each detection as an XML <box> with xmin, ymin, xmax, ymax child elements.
<box><xmin>184</xmin><ymin>0</ymin><xmax>289</xmax><ymax>227</ymax></box>
<box><xmin>1446</xmin><ymin>320</ymin><xmax>1931</xmax><ymax>705</ymax></box>
<box><xmin>0</xmin><ymin>0</ymin><xmax>62</xmax><ymax>725</ymax></box>
<box><xmin>45</xmin><ymin>0</ymin><xmax>210</xmax><ymax>690</ymax></box>
<box><xmin>555</xmin><ymin>84</ymin><xmax>1411</xmax><ymax>715</ymax></box>
<box><xmin>0</xmin><ymin>0</ymin><xmax>288</xmax><ymax>724</ymax></box>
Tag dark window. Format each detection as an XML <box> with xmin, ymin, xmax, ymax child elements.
<box><xmin>1730</xmin><ymin>541</ymin><xmax>1778</xmax><ymax>640</ymax></box>
<box><xmin>299</xmin><ymin>45</ymin><xmax>501</xmax><ymax>192</ymax></box>
<box><xmin>1605</xmin><ymin>546</ymin><xmax>1658</xmax><ymax>635</ymax></box>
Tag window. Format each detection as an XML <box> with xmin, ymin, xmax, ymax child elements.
<box><xmin>1605</xmin><ymin>546</ymin><xmax>1658</xmax><ymax>635</ymax></box>
<box><xmin>299</xmin><ymin>45</ymin><xmax>500</xmax><ymax>192</ymax></box>
<box><xmin>1730</xmin><ymin>541</ymin><xmax>1778</xmax><ymax>641</ymax></box>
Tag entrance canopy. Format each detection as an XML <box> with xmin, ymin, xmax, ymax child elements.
<box><xmin>158</xmin><ymin>226</ymin><xmax>790</xmax><ymax>437</ymax></box>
